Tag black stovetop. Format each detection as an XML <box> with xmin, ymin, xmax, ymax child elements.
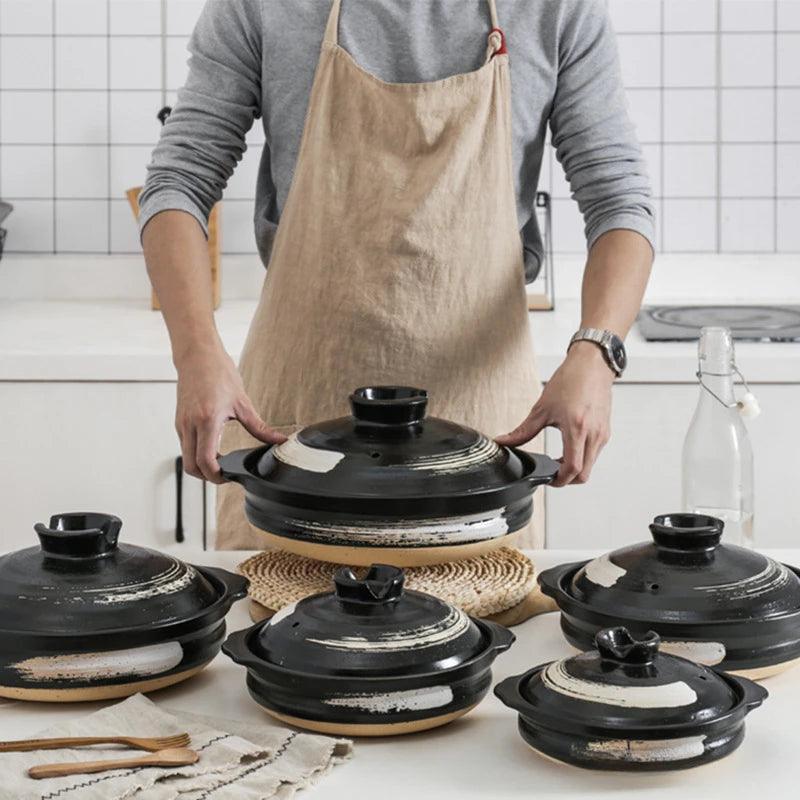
<box><xmin>637</xmin><ymin>305</ymin><xmax>800</xmax><ymax>342</ymax></box>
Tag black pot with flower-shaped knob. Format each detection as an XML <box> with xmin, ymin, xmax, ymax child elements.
<box><xmin>495</xmin><ymin>626</ymin><xmax>767</xmax><ymax>771</ymax></box>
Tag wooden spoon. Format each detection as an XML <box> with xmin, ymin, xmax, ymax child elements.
<box><xmin>28</xmin><ymin>747</ymin><xmax>198</xmax><ymax>779</ymax></box>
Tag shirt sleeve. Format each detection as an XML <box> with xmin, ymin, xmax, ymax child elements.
<box><xmin>549</xmin><ymin>0</ymin><xmax>656</xmax><ymax>252</ymax></box>
<box><xmin>137</xmin><ymin>0</ymin><xmax>263</xmax><ymax>237</ymax></box>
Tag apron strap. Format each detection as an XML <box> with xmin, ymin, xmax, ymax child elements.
<box><xmin>485</xmin><ymin>0</ymin><xmax>507</xmax><ymax>60</ymax></box>
<box><xmin>323</xmin><ymin>0</ymin><xmax>342</xmax><ymax>45</ymax></box>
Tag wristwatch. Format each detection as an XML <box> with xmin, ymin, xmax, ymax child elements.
<box><xmin>568</xmin><ymin>328</ymin><xmax>627</xmax><ymax>377</ymax></box>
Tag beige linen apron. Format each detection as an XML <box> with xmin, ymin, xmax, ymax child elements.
<box><xmin>217</xmin><ymin>0</ymin><xmax>542</xmax><ymax>549</ymax></box>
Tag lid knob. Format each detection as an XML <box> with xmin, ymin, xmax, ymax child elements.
<box><xmin>650</xmin><ymin>513</ymin><xmax>724</xmax><ymax>552</ymax></box>
<box><xmin>333</xmin><ymin>564</ymin><xmax>405</xmax><ymax>606</ymax></box>
<box><xmin>34</xmin><ymin>513</ymin><xmax>122</xmax><ymax>559</ymax></box>
<box><xmin>595</xmin><ymin>627</ymin><xmax>660</xmax><ymax>666</ymax></box>
<box><xmin>349</xmin><ymin>386</ymin><xmax>428</xmax><ymax>426</ymax></box>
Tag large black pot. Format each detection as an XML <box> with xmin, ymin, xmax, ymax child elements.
<box><xmin>539</xmin><ymin>513</ymin><xmax>800</xmax><ymax>678</ymax></box>
<box><xmin>0</xmin><ymin>513</ymin><xmax>248</xmax><ymax>701</ymax></box>
<box><xmin>223</xmin><ymin>564</ymin><xmax>515</xmax><ymax>735</ymax></box>
<box><xmin>495</xmin><ymin>627</ymin><xmax>767</xmax><ymax>771</ymax></box>
<box><xmin>219</xmin><ymin>386</ymin><xmax>558</xmax><ymax>566</ymax></box>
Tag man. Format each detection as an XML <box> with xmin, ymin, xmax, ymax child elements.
<box><xmin>140</xmin><ymin>0</ymin><xmax>654</xmax><ymax>549</ymax></box>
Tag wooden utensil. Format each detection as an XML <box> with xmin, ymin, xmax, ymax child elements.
<box><xmin>28</xmin><ymin>747</ymin><xmax>198</xmax><ymax>779</ymax></box>
<box><xmin>0</xmin><ymin>732</ymin><xmax>190</xmax><ymax>753</ymax></box>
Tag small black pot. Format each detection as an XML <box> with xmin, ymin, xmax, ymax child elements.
<box><xmin>223</xmin><ymin>564</ymin><xmax>515</xmax><ymax>735</ymax></box>
<box><xmin>0</xmin><ymin>513</ymin><xmax>248</xmax><ymax>701</ymax></box>
<box><xmin>495</xmin><ymin>626</ymin><xmax>767</xmax><ymax>771</ymax></box>
<box><xmin>219</xmin><ymin>386</ymin><xmax>558</xmax><ymax>566</ymax></box>
<box><xmin>538</xmin><ymin>513</ymin><xmax>800</xmax><ymax>678</ymax></box>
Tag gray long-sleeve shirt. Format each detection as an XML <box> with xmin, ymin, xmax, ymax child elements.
<box><xmin>139</xmin><ymin>0</ymin><xmax>654</xmax><ymax>281</ymax></box>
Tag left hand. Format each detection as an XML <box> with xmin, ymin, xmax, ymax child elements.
<box><xmin>495</xmin><ymin>342</ymin><xmax>614</xmax><ymax>486</ymax></box>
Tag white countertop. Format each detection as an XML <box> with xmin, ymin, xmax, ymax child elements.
<box><xmin>2</xmin><ymin>548</ymin><xmax>797</xmax><ymax>800</ymax></box>
<box><xmin>0</xmin><ymin>253</ymin><xmax>798</xmax><ymax>383</ymax></box>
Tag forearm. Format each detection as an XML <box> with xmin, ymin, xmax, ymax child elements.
<box><xmin>142</xmin><ymin>210</ymin><xmax>224</xmax><ymax>369</ymax></box>
<box><xmin>578</xmin><ymin>229</ymin><xmax>653</xmax><ymax>339</ymax></box>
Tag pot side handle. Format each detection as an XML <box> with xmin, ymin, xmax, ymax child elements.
<box><xmin>481</xmin><ymin>620</ymin><xmax>516</xmax><ymax>654</ymax></box>
<box><xmin>221</xmin><ymin>626</ymin><xmax>263</xmax><ymax>669</ymax></box>
<box><xmin>202</xmin><ymin>566</ymin><xmax>250</xmax><ymax>603</ymax></box>
<box><xmin>493</xmin><ymin>675</ymin><xmax>531</xmax><ymax>714</ymax></box>
<box><xmin>521</xmin><ymin>452</ymin><xmax>560</xmax><ymax>487</ymax></box>
<box><xmin>537</xmin><ymin>561</ymin><xmax>583</xmax><ymax>600</ymax></box>
<box><xmin>218</xmin><ymin>448</ymin><xmax>264</xmax><ymax>485</ymax></box>
<box><xmin>738</xmin><ymin>675</ymin><xmax>769</xmax><ymax>712</ymax></box>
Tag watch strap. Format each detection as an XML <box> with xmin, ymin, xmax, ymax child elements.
<box><xmin>569</xmin><ymin>328</ymin><xmax>624</xmax><ymax>376</ymax></box>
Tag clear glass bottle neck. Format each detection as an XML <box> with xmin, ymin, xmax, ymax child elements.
<box><xmin>697</xmin><ymin>327</ymin><xmax>736</xmax><ymax>407</ymax></box>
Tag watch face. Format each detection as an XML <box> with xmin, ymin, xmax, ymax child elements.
<box><xmin>610</xmin><ymin>338</ymin><xmax>627</xmax><ymax>372</ymax></box>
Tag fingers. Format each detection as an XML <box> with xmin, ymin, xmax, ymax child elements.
<box><xmin>178</xmin><ymin>422</ymin><xmax>200</xmax><ymax>480</ymax></box>
<box><xmin>237</xmin><ymin>400</ymin><xmax>289</xmax><ymax>445</ymax></box>
<box><xmin>196</xmin><ymin>415</ymin><xmax>224</xmax><ymax>484</ymax></box>
<box><xmin>576</xmin><ymin>426</ymin><xmax>610</xmax><ymax>484</ymax></box>
<box><xmin>553</xmin><ymin>420</ymin><xmax>586</xmax><ymax>487</ymax></box>
<box><xmin>495</xmin><ymin>406</ymin><xmax>547</xmax><ymax>447</ymax></box>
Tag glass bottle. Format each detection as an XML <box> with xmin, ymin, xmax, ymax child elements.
<box><xmin>682</xmin><ymin>327</ymin><xmax>755</xmax><ymax>547</ymax></box>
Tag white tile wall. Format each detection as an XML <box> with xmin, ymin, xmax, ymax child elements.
<box><xmin>1</xmin><ymin>0</ymin><xmax>800</xmax><ymax>256</ymax></box>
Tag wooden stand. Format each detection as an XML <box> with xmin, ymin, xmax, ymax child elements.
<box><xmin>126</xmin><ymin>187</ymin><xmax>221</xmax><ymax>310</ymax></box>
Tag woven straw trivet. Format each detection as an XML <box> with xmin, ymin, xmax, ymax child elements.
<box><xmin>238</xmin><ymin>547</ymin><xmax>557</xmax><ymax>627</ymax></box>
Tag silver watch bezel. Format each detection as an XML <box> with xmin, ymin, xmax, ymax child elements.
<box><xmin>569</xmin><ymin>328</ymin><xmax>626</xmax><ymax>377</ymax></box>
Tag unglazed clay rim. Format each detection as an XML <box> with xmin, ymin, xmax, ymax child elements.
<box><xmin>264</xmin><ymin>704</ymin><xmax>477</xmax><ymax>736</ymax></box>
<box><xmin>0</xmin><ymin>663</ymin><xmax>209</xmax><ymax>702</ymax></box>
<box><xmin>251</xmin><ymin>528</ymin><xmax>520</xmax><ymax>566</ymax></box>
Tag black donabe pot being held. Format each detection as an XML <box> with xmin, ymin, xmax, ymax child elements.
<box><xmin>219</xmin><ymin>386</ymin><xmax>559</xmax><ymax>566</ymax></box>
<box><xmin>222</xmin><ymin>564</ymin><xmax>515</xmax><ymax>735</ymax></box>
<box><xmin>495</xmin><ymin>627</ymin><xmax>767</xmax><ymax>771</ymax></box>
<box><xmin>538</xmin><ymin>513</ymin><xmax>800</xmax><ymax>678</ymax></box>
<box><xmin>0</xmin><ymin>513</ymin><xmax>248</xmax><ymax>701</ymax></box>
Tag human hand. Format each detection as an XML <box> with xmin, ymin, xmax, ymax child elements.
<box><xmin>495</xmin><ymin>342</ymin><xmax>614</xmax><ymax>486</ymax></box>
<box><xmin>175</xmin><ymin>345</ymin><xmax>287</xmax><ymax>483</ymax></box>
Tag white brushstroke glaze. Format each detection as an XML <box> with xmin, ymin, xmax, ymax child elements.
<box><xmin>12</xmin><ymin>642</ymin><xmax>183</xmax><ymax>682</ymax></box>
<box><xmin>695</xmin><ymin>558</ymin><xmax>791</xmax><ymax>600</ymax></box>
<box><xmin>307</xmin><ymin>607</ymin><xmax>470</xmax><ymax>651</ymax></box>
<box><xmin>659</xmin><ymin>640</ymin><xmax>726</xmax><ymax>665</ymax></box>
<box><xmin>401</xmin><ymin>437</ymin><xmax>501</xmax><ymax>473</ymax></box>
<box><xmin>267</xmin><ymin>601</ymin><xmax>298</xmax><ymax>626</ymax></box>
<box><xmin>542</xmin><ymin>660</ymin><xmax>698</xmax><ymax>708</ymax></box>
<box><xmin>324</xmin><ymin>685</ymin><xmax>454</xmax><ymax>714</ymax></box>
<box><xmin>273</xmin><ymin>434</ymin><xmax>345</xmax><ymax>473</ymax></box>
<box><xmin>583</xmin><ymin>554</ymin><xmax>627</xmax><ymax>588</ymax></box>
<box><xmin>287</xmin><ymin>508</ymin><xmax>509</xmax><ymax>546</ymax></box>
<box><xmin>584</xmin><ymin>735</ymin><xmax>706</xmax><ymax>763</ymax></box>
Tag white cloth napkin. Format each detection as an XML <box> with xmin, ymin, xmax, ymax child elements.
<box><xmin>0</xmin><ymin>694</ymin><xmax>353</xmax><ymax>800</ymax></box>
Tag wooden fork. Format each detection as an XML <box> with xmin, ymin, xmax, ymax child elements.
<box><xmin>0</xmin><ymin>732</ymin><xmax>190</xmax><ymax>753</ymax></box>
<box><xmin>28</xmin><ymin>747</ymin><xmax>198</xmax><ymax>779</ymax></box>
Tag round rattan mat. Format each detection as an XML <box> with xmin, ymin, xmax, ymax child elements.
<box><xmin>238</xmin><ymin>547</ymin><xmax>556</xmax><ymax>627</ymax></box>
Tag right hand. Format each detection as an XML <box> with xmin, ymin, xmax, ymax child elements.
<box><xmin>175</xmin><ymin>345</ymin><xmax>288</xmax><ymax>483</ymax></box>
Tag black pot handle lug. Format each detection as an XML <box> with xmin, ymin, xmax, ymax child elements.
<box><xmin>481</xmin><ymin>620</ymin><xmax>516</xmax><ymax>654</ymax></box>
<box><xmin>221</xmin><ymin>626</ymin><xmax>263</xmax><ymax>669</ymax></box>
<box><xmin>218</xmin><ymin>448</ymin><xmax>258</xmax><ymax>484</ymax></box>
<box><xmin>537</xmin><ymin>561</ymin><xmax>582</xmax><ymax>600</ymax></box>
<box><xmin>595</xmin><ymin>626</ymin><xmax>660</xmax><ymax>666</ymax></box>
<box><xmin>493</xmin><ymin>674</ymin><xmax>531</xmax><ymax>714</ymax></box>
<box><xmin>523</xmin><ymin>452</ymin><xmax>560</xmax><ymax>487</ymax></box>
<box><xmin>334</xmin><ymin>564</ymin><xmax>405</xmax><ymax>606</ymax></box>
<box><xmin>35</xmin><ymin>513</ymin><xmax>122</xmax><ymax>559</ymax></box>
<box><xmin>201</xmin><ymin>566</ymin><xmax>250</xmax><ymax>603</ymax></box>
<box><xmin>737</xmin><ymin>675</ymin><xmax>769</xmax><ymax>712</ymax></box>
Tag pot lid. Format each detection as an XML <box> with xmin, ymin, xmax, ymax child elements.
<box><xmin>251</xmin><ymin>564</ymin><xmax>488</xmax><ymax>677</ymax></box>
<box><xmin>0</xmin><ymin>513</ymin><xmax>223</xmax><ymax>636</ymax></box>
<box><xmin>497</xmin><ymin>626</ymin><xmax>767</xmax><ymax>734</ymax></box>
<box><xmin>566</xmin><ymin>513</ymin><xmax>800</xmax><ymax>624</ymax></box>
<box><xmin>220</xmin><ymin>386</ymin><xmax>558</xmax><ymax>514</ymax></box>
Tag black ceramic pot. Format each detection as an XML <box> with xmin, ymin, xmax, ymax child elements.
<box><xmin>495</xmin><ymin>626</ymin><xmax>767</xmax><ymax>771</ymax></box>
<box><xmin>222</xmin><ymin>564</ymin><xmax>515</xmax><ymax>735</ymax></box>
<box><xmin>539</xmin><ymin>513</ymin><xmax>800</xmax><ymax>678</ymax></box>
<box><xmin>219</xmin><ymin>386</ymin><xmax>558</xmax><ymax>566</ymax></box>
<box><xmin>0</xmin><ymin>513</ymin><xmax>248</xmax><ymax>701</ymax></box>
